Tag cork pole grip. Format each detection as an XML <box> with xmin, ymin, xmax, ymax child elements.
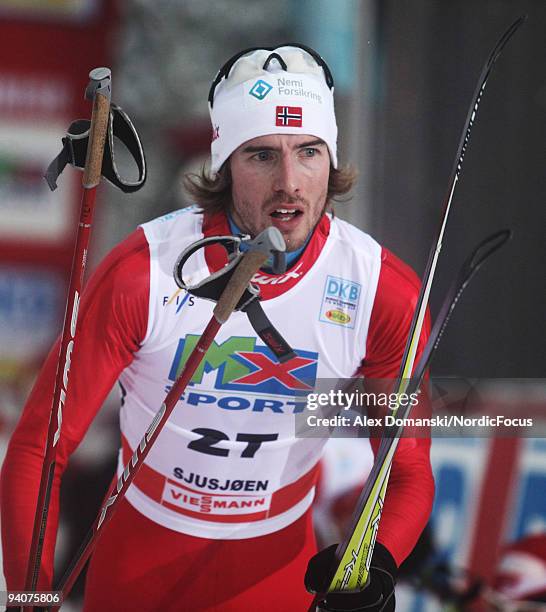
<box><xmin>82</xmin><ymin>91</ymin><xmax>110</xmax><ymax>188</ymax></box>
<box><xmin>213</xmin><ymin>250</ymin><xmax>268</xmax><ymax>323</ymax></box>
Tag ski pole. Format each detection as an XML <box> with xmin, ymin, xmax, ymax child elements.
<box><xmin>23</xmin><ymin>68</ymin><xmax>112</xmax><ymax>601</ymax></box>
<box><xmin>50</xmin><ymin>227</ymin><xmax>285</xmax><ymax>608</ymax></box>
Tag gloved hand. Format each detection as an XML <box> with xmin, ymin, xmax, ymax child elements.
<box><xmin>305</xmin><ymin>542</ymin><xmax>397</xmax><ymax>611</ymax></box>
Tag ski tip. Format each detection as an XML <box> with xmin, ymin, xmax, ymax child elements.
<box><xmin>511</xmin><ymin>14</ymin><xmax>528</xmax><ymax>33</ymax></box>
<box><xmin>466</xmin><ymin>228</ymin><xmax>512</xmax><ymax>275</ymax></box>
<box><xmin>506</xmin><ymin>15</ymin><xmax>527</xmax><ymax>34</ymax></box>
<box><xmin>486</xmin><ymin>15</ymin><xmax>527</xmax><ymax>70</ymax></box>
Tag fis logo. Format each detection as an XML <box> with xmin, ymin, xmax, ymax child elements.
<box><xmin>162</xmin><ymin>290</ymin><xmax>194</xmax><ymax>314</ymax></box>
<box><xmin>169</xmin><ymin>335</ymin><xmax>318</xmax><ymax>396</ymax></box>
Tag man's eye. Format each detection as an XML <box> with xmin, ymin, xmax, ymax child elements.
<box><xmin>302</xmin><ymin>148</ymin><xmax>318</xmax><ymax>157</ymax></box>
<box><xmin>254</xmin><ymin>151</ymin><xmax>272</xmax><ymax>161</ymax></box>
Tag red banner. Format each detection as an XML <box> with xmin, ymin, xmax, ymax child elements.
<box><xmin>0</xmin><ymin>1</ymin><xmax>117</xmax><ymax>380</ymax></box>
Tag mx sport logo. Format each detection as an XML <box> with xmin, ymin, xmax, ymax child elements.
<box><xmin>249</xmin><ymin>79</ymin><xmax>273</xmax><ymax>100</ymax></box>
<box><xmin>168</xmin><ymin>335</ymin><xmax>318</xmax><ymax>414</ymax></box>
<box><xmin>319</xmin><ymin>275</ymin><xmax>361</xmax><ymax>329</ymax></box>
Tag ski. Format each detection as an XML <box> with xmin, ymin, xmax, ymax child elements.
<box><xmin>309</xmin><ymin>228</ymin><xmax>511</xmax><ymax>610</ymax></box>
<box><xmin>309</xmin><ymin>15</ymin><xmax>525</xmax><ymax>609</ymax></box>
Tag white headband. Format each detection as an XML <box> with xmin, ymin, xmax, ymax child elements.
<box><xmin>209</xmin><ymin>47</ymin><xmax>338</xmax><ymax>176</ymax></box>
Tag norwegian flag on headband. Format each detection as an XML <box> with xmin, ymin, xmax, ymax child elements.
<box><xmin>276</xmin><ymin>106</ymin><xmax>303</xmax><ymax>127</ymax></box>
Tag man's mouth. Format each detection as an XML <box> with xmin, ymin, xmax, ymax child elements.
<box><xmin>269</xmin><ymin>207</ymin><xmax>304</xmax><ymax>222</ymax></box>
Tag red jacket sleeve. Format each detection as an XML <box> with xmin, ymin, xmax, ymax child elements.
<box><xmin>0</xmin><ymin>228</ymin><xmax>150</xmax><ymax>590</ymax></box>
<box><xmin>358</xmin><ymin>246</ymin><xmax>434</xmax><ymax>567</ymax></box>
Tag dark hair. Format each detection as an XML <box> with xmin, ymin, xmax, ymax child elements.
<box><xmin>183</xmin><ymin>162</ymin><xmax>357</xmax><ymax>215</ymax></box>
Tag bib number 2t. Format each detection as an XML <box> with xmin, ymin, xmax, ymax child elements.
<box><xmin>188</xmin><ymin>428</ymin><xmax>278</xmax><ymax>458</ymax></box>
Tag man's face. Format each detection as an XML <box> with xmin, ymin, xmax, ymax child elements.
<box><xmin>229</xmin><ymin>134</ymin><xmax>330</xmax><ymax>252</ymax></box>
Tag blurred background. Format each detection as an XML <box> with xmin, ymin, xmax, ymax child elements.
<box><xmin>0</xmin><ymin>0</ymin><xmax>545</xmax><ymax>610</ymax></box>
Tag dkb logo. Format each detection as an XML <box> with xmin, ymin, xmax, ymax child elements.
<box><xmin>326</xmin><ymin>278</ymin><xmax>360</xmax><ymax>302</ymax></box>
<box><xmin>320</xmin><ymin>275</ymin><xmax>361</xmax><ymax>329</ymax></box>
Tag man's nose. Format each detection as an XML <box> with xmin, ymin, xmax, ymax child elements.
<box><xmin>272</xmin><ymin>156</ymin><xmax>299</xmax><ymax>195</ymax></box>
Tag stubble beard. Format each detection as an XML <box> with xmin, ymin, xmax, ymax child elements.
<box><xmin>231</xmin><ymin>191</ymin><xmax>329</xmax><ymax>253</ymax></box>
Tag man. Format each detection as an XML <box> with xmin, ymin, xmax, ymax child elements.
<box><xmin>1</xmin><ymin>45</ymin><xmax>433</xmax><ymax>611</ymax></box>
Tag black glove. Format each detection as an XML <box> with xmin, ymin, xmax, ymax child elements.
<box><xmin>305</xmin><ymin>542</ymin><xmax>397</xmax><ymax>611</ymax></box>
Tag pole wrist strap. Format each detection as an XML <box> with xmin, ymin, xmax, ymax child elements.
<box><xmin>44</xmin><ymin>103</ymin><xmax>146</xmax><ymax>193</ymax></box>
<box><xmin>174</xmin><ymin>235</ymin><xmax>296</xmax><ymax>363</ymax></box>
